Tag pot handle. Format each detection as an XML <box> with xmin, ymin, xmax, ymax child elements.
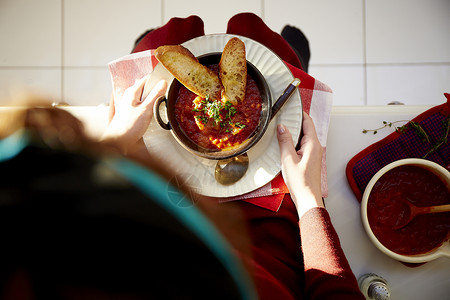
<box><xmin>270</xmin><ymin>78</ymin><xmax>301</xmax><ymax>121</ymax></box>
<box><xmin>154</xmin><ymin>96</ymin><xmax>171</xmax><ymax>130</ymax></box>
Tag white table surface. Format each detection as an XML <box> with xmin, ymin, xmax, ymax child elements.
<box><xmin>33</xmin><ymin>105</ymin><xmax>450</xmax><ymax>299</ymax></box>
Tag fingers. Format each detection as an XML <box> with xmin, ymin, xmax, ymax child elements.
<box><xmin>302</xmin><ymin>111</ymin><xmax>318</xmax><ymax>138</ymax></box>
<box><xmin>108</xmin><ymin>93</ymin><xmax>115</xmax><ymax>123</ymax></box>
<box><xmin>299</xmin><ymin>112</ymin><xmax>320</xmax><ymax>149</ymax></box>
<box><xmin>124</xmin><ymin>76</ymin><xmax>166</xmax><ymax>108</ymax></box>
<box><xmin>299</xmin><ymin>112</ymin><xmax>323</xmax><ymax>160</ymax></box>
<box><xmin>277</xmin><ymin>124</ymin><xmax>299</xmax><ymax>165</ymax></box>
<box><xmin>130</xmin><ymin>76</ymin><xmax>149</xmax><ymax>105</ymax></box>
<box><xmin>142</xmin><ymin>80</ymin><xmax>167</xmax><ymax>108</ymax></box>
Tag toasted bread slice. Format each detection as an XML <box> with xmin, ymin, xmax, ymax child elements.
<box><xmin>154</xmin><ymin>45</ymin><xmax>222</xmax><ymax>100</ymax></box>
<box><xmin>219</xmin><ymin>38</ymin><xmax>247</xmax><ymax>105</ymax></box>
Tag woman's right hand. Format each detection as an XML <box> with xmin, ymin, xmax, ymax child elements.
<box><xmin>277</xmin><ymin>112</ymin><xmax>324</xmax><ymax>218</ymax></box>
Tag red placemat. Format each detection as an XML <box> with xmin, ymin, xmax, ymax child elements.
<box><xmin>346</xmin><ymin>93</ymin><xmax>450</xmax><ymax>202</ymax></box>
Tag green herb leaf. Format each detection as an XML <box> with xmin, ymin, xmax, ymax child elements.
<box><xmin>409</xmin><ymin>121</ymin><xmax>430</xmax><ymax>144</ymax></box>
<box><xmin>363</xmin><ymin>116</ymin><xmax>450</xmax><ymax>159</ymax></box>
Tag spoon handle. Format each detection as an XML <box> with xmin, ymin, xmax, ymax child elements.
<box><xmin>428</xmin><ymin>203</ymin><xmax>450</xmax><ymax>214</ymax></box>
<box><xmin>270</xmin><ymin>78</ymin><xmax>301</xmax><ymax>121</ymax></box>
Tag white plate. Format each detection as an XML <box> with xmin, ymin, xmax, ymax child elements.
<box><xmin>143</xmin><ymin>34</ymin><xmax>302</xmax><ymax>197</ymax></box>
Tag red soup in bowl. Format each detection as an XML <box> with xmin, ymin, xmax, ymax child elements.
<box><xmin>367</xmin><ymin>164</ymin><xmax>450</xmax><ymax>255</ymax></box>
<box><xmin>361</xmin><ymin>159</ymin><xmax>450</xmax><ymax>263</ymax></box>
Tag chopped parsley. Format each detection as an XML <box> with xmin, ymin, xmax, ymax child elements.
<box><xmin>192</xmin><ymin>97</ymin><xmax>246</xmax><ymax>131</ymax></box>
<box><xmin>194</xmin><ymin>115</ymin><xmax>209</xmax><ymax>124</ymax></box>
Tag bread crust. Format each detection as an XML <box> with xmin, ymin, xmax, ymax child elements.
<box><xmin>154</xmin><ymin>45</ymin><xmax>222</xmax><ymax>100</ymax></box>
<box><xmin>219</xmin><ymin>38</ymin><xmax>247</xmax><ymax>105</ymax></box>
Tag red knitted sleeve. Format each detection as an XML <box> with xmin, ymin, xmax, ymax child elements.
<box><xmin>300</xmin><ymin>207</ymin><xmax>365</xmax><ymax>299</ymax></box>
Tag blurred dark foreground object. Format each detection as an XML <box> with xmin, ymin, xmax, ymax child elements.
<box><xmin>0</xmin><ymin>108</ymin><xmax>254</xmax><ymax>300</ymax></box>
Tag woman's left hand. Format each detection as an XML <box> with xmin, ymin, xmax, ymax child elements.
<box><xmin>102</xmin><ymin>76</ymin><xmax>167</xmax><ymax>151</ymax></box>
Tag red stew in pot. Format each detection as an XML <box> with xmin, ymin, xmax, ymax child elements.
<box><xmin>367</xmin><ymin>165</ymin><xmax>450</xmax><ymax>255</ymax></box>
<box><xmin>174</xmin><ymin>64</ymin><xmax>262</xmax><ymax>150</ymax></box>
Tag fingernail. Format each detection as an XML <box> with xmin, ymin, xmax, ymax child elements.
<box><xmin>277</xmin><ymin>124</ymin><xmax>285</xmax><ymax>134</ymax></box>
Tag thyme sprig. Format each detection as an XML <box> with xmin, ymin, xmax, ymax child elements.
<box><xmin>362</xmin><ymin>116</ymin><xmax>450</xmax><ymax>158</ymax></box>
<box><xmin>362</xmin><ymin>120</ymin><xmax>410</xmax><ymax>135</ymax></box>
<box><xmin>423</xmin><ymin>116</ymin><xmax>450</xmax><ymax>158</ymax></box>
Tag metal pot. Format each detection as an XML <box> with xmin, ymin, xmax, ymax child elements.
<box><xmin>154</xmin><ymin>52</ymin><xmax>272</xmax><ymax>160</ymax></box>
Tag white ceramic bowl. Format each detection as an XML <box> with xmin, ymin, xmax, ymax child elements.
<box><xmin>361</xmin><ymin>158</ymin><xmax>450</xmax><ymax>263</ymax></box>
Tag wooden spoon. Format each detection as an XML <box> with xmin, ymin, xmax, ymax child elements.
<box><xmin>393</xmin><ymin>199</ymin><xmax>450</xmax><ymax>229</ymax></box>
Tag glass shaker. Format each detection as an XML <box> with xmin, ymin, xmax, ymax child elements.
<box><xmin>358</xmin><ymin>273</ymin><xmax>391</xmax><ymax>300</ymax></box>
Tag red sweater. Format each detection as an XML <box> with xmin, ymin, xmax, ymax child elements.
<box><xmin>235</xmin><ymin>195</ymin><xmax>364</xmax><ymax>299</ymax></box>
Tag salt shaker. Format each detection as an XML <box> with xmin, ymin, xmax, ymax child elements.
<box><xmin>358</xmin><ymin>273</ymin><xmax>391</xmax><ymax>300</ymax></box>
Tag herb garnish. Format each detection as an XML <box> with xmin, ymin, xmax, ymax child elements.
<box><xmin>192</xmin><ymin>97</ymin><xmax>245</xmax><ymax>131</ymax></box>
<box><xmin>362</xmin><ymin>116</ymin><xmax>450</xmax><ymax>158</ymax></box>
<box><xmin>194</xmin><ymin>115</ymin><xmax>209</xmax><ymax>125</ymax></box>
<box><xmin>205</xmin><ymin>98</ymin><xmax>225</xmax><ymax>125</ymax></box>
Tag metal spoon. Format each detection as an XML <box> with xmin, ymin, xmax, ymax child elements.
<box><xmin>215</xmin><ymin>153</ymin><xmax>249</xmax><ymax>185</ymax></box>
<box><xmin>215</xmin><ymin>78</ymin><xmax>301</xmax><ymax>185</ymax></box>
<box><xmin>393</xmin><ymin>199</ymin><xmax>450</xmax><ymax>229</ymax></box>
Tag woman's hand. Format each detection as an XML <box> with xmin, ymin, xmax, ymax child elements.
<box><xmin>101</xmin><ymin>76</ymin><xmax>167</xmax><ymax>153</ymax></box>
<box><xmin>277</xmin><ymin>112</ymin><xmax>324</xmax><ymax>218</ymax></box>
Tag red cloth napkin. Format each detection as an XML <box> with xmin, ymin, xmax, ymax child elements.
<box><xmin>110</xmin><ymin>13</ymin><xmax>333</xmax><ymax>211</ymax></box>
